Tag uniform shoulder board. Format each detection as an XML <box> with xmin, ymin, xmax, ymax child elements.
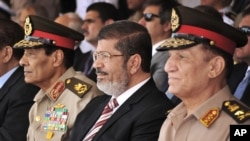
<box><xmin>222</xmin><ymin>100</ymin><xmax>250</xmax><ymax>123</ymax></box>
<box><xmin>65</xmin><ymin>77</ymin><xmax>92</xmax><ymax>98</ymax></box>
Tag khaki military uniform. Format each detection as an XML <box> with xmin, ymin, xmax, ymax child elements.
<box><xmin>27</xmin><ymin>67</ymin><xmax>102</xmax><ymax>141</ymax></box>
<box><xmin>158</xmin><ymin>86</ymin><xmax>250</xmax><ymax>141</ymax></box>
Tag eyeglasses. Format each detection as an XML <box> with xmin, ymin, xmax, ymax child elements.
<box><xmin>93</xmin><ymin>51</ymin><xmax>123</xmax><ymax>62</ymax></box>
<box><xmin>239</xmin><ymin>26</ymin><xmax>250</xmax><ymax>36</ymax></box>
<box><xmin>143</xmin><ymin>13</ymin><xmax>159</xmax><ymax>21</ymax></box>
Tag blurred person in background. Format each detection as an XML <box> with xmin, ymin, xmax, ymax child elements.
<box><xmin>80</xmin><ymin>2</ymin><xmax>120</xmax><ymax>82</ymax></box>
<box><xmin>18</xmin><ymin>4</ymin><xmax>48</xmax><ymax>27</ymax></box>
<box><xmin>127</xmin><ymin>0</ymin><xmax>147</xmax><ymax>22</ymax></box>
<box><xmin>138</xmin><ymin>0</ymin><xmax>180</xmax><ymax>101</ymax></box>
<box><xmin>200</xmin><ymin>0</ymin><xmax>236</xmax><ymax>26</ymax></box>
<box><xmin>228</xmin><ymin>7</ymin><xmax>250</xmax><ymax>107</ymax></box>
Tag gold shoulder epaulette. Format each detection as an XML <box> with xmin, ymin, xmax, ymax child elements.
<box><xmin>222</xmin><ymin>100</ymin><xmax>250</xmax><ymax>123</ymax></box>
<box><xmin>200</xmin><ymin>108</ymin><xmax>220</xmax><ymax>127</ymax></box>
<box><xmin>65</xmin><ymin>77</ymin><xmax>92</xmax><ymax>98</ymax></box>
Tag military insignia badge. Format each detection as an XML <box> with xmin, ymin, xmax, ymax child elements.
<box><xmin>49</xmin><ymin>81</ymin><xmax>65</xmax><ymax>101</ymax></box>
<box><xmin>65</xmin><ymin>77</ymin><xmax>92</xmax><ymax>98</ymax></box>
<box><xmin>200</xmin><ymin>108</ymin><xmax>220</xmax><ymax>127</ymax></box>
<box><xmin>42</xmin><ymin>103</ymin><xmax>69</xmax><ymax>139</ymax></box>
<box><xmin>171</xmin><ymin>8</ymin><xmax>180</xmax><ymax>32</ymax></box>
<box><xmin>222</xmin><ymin>100</ymin><xmax>250</xmax><ymax>123</ymax></box>
<box><xmin>24</xmin><ymin>16</ymin><xmax>33</xmax><ymax>36</ymax></box>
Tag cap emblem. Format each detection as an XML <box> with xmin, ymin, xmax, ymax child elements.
<box><xmin>24</xmin><ymin>17</ymin><xmax>33</xmax><ymax>36</ymax></box>
<box><xmin>171</xmin><ymin>8</ymin><xmax>180</xmax><ymax>32</ymax></box>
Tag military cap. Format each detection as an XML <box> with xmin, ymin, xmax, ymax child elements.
<box><xmin>157</xmin><ymin>6</ymin><xmax>247</xmax><ymax>55</ymax></box>
<box><xmin>14</xmin><ymin>15</ymin><xmax>84</xmax><ymax>50</ymax></box>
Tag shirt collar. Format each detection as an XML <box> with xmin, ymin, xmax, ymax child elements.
<box><xmin>112</xmin><ymin>77</ymin><xmax>150</xmax><ymax>111</ymax></box>
<box><xmin>152</xmin><ymin>40</ymin><xmax>166</xmax><ymax>56</ymax></box>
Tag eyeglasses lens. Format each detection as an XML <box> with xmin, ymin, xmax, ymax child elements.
<box><xmin>144</xmin><ymin>13</ymin><xmax>159</xmax><ymax>21</ymax></box>
<box><xmin>239</xmin><ymin>26</ymin><xmax>250</xmax><ymax>36</ymax></box>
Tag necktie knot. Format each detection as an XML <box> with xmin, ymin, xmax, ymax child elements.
<box><xmin>108</xmin><ymin>98</ymin><xmax>119</xmax><ymax>109</ymax></box>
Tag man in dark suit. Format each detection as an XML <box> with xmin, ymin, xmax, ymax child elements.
<box><xmin>0</xmin><ymin>19</ymin><xmax>39</xmax><ymax>141</ymax></box>
<box><xmin>69</xmin><ymin>21</ymin><xmax>175</xmax><ymax>141</ymax></box>
<box><xmin>138</xmin><ymin>0</ymin><xmax>181</xmax><ymax>106</ymax></box>
<box><xmin>228</xmin><ymin>7</ymin><xmax>250</xmax><ymax>107</ymax></box>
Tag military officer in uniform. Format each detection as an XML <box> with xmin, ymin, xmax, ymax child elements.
<box><xmin>14</xmin><ymin>15</ymin><xmax>103</xmax><ymax>141</ymax></box>
<box><xmin>157</xmin><ymin>6</ymin><xmax>250</xmax><ymax>141</ymax></box>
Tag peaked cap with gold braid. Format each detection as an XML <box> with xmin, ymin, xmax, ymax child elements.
<box><xmin>156</xmin><ymin>6</ymin><xmax>247</xmax><ymax>55</ymax></box>
<box><xmin>14</xmin><ymin>15</ymin><xmax>84</xmax><ymax>50</ymax></box>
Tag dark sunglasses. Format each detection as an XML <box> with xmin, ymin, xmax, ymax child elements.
<box><xmin>239</xmin><ymin>26</ymin><xmax>250</xmax><ymax>36</ymax></box>
<box><xmin>143</xmin><ymin>13</ymin><xmax>159</xmax><ymax>21</ymax></box>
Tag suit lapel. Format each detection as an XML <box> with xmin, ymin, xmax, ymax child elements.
<box><xmin>78</xmin><ymin>97</ymin><xmax>111</xmax><ymax>140</ymax></box>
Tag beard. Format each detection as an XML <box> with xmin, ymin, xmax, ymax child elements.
<box><xmin>97</xmin><ymin>70</ymin><xmax>129</xmax><ymax>96</ymax></box>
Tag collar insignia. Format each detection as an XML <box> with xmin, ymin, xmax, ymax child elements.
<box><xmin>48</xmin><ymin>81</ymin><xmax>65</xmax><ymax>101</ymax></box>
<box><xmin>200</xmin><ymin>108</ymin><xmax>220</xmax><ymax>127</ymax></box>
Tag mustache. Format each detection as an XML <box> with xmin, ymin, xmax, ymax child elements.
<box><xmin>95</xmin><ymin>68</ymin><xmax>108</xmax><ymax>75</ymax></box>
<box><xmin>82</xmin><ymin>30</ymin><xmax>88</xmax><ymax>34</ymax></box>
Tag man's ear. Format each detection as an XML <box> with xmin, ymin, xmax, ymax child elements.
<box><xmin>52</xmin><ymin>49</ymin><xmax>64</xmax><ymax>67</ymax></box>
<box><xmin>208</xmin><ymin>56</ymin><xmax>225</xmax><ymax>78</ymax></box>
<box><xmin>104</xmin><ymin>19</ymin><xmax>115</xmax><ymax>25</ymax></box>
<box><xmin>2</xmin><ymin>46</ymin><xmax>13</xmax><ymax>63</ymax></box>
<box><xmin>127</xmin><ymin>54</ymin><xmax>141</xmax><ymax>75</ymax></box>
<box><xmin>163</xmin><ymin>22</ymin><xmax>171</xmax><ymax>32</ymax></box>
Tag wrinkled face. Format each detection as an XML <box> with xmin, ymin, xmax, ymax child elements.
<box><xmin>138</xmin><ymin>5</ymin><xmax>166</xmax><ymax>45</ymax></box>
<box><xmin>19</xmin><ymin>48</ymin><xmax>57</xmax><ymax>88</ymax></box>
<box><xmin>82</xmin><ymin>11</ymin><xmax>105</xmax><ymax>46</ymax></box>
<box><xmin>93</xmin><ymin>39</ymin><xmax>129</xmax><ymax>96</ymax></box>
<box><xmin>164</xmin><ymin>44</ymin><xmax>211</xmax><ymax>98</ymax></box>
<box><xmin>234</xmin><ymin>15</ymin><xmax>250</xmax><ymax>64</ymax></box>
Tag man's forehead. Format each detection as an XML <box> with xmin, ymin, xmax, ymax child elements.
<box><xmin>84</xmin><ymin>11</ymin><xmax>100</xmax><ymax>21</ymax></box>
